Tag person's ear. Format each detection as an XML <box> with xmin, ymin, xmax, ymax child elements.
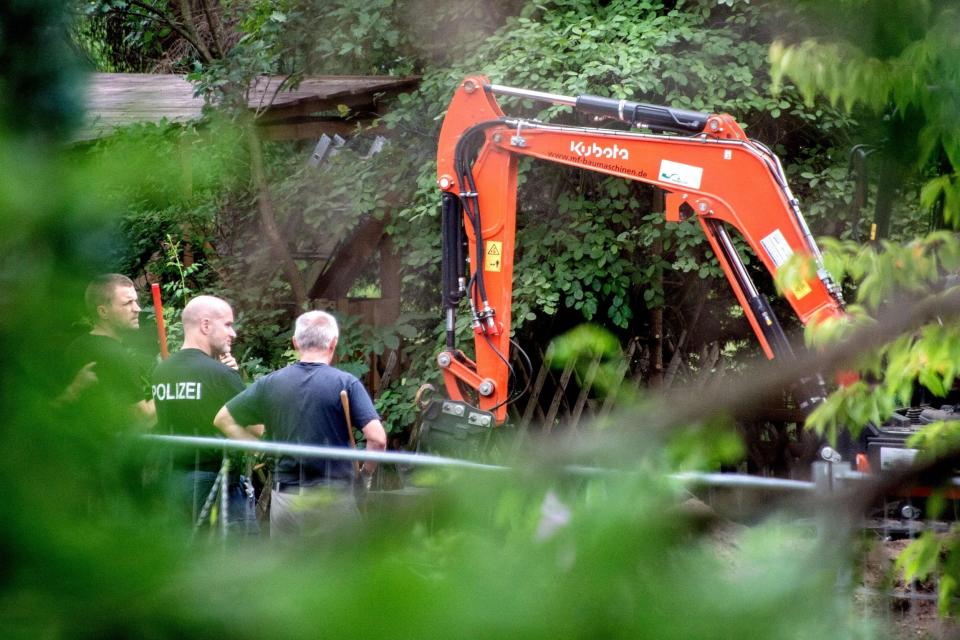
<box><xmin>330</xmin><ymin>336</ymin><xmax>338</xmax><ymax>352</ymax></box>
<box><xmin>292</xmin><ymin>336</ymin><xmax>299</xmax><ymax>351</ymax></box>
<box><xmin>96</xmin><ymin>304</ymin><xmax>108</xmax><ymax>320</ymax></box>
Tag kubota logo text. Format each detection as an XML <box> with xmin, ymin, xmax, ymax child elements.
<box><xmin>570</xmin><ymin>140</ymin><xmax>629</xmax><ymax>160</ymax></box>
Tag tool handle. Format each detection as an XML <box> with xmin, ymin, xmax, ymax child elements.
<box><xmin>339</xmin><ymin>389</ymin><xmax>361</xmax><ymax>477</ymax></box>
<box><xmin>151</xmin><ymin>283</ymin><xmax>169</xmax><ymax>360</ymax></box>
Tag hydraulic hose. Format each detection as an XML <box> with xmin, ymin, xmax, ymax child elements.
<box><xmin>441</xmin><ymin>191</ymin><xmax>463</xmax><ymax>350</ymax></box>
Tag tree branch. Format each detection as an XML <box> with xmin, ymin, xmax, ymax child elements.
<box><xmin>198</xmin><ymin>0</ymin><xmax>225</xmax><ymax>58</ymax></box>
<box><xmin>255</xmin><ymin>72</ymin><xmax>297</xmax><ymax>119</ymax></box>
<box><xmin>176</xmin><ymin>0</ymin><xmax>214</xmax><ymax>63</ymax></box>
<box><xmin>245</xmin><ymin>122</ymin><xmax>309</xmax><ymax>309</ymax></box>
<box><xmin>126</xmin><ymin>0</ymin><xmax>213</xmax><ymax>64</ymax></box>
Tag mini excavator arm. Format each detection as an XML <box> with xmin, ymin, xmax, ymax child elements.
<box><xmin>436</xmin><ymin>75</ymin><xmax>847</xmax><ymax>424</ymax></box>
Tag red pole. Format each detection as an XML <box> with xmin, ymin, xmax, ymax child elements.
<box><xmin>151</xmin><ymin>283</ymin><xmax>169</xmax><ymax>360</ymax></box>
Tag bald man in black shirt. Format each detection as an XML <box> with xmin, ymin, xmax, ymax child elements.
<box><xmin>152</xmin><ymin>295</ymin><xmax>261</xmax><ymax>532</ymax></box>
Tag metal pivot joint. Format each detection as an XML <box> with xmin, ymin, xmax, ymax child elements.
<box><xmin>435</xmin><ymin>350</ymin><xmax>498</xmax><ymax>401</ymax></box>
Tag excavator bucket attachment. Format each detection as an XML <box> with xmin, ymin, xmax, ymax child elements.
<box><xmin>416</xmin><ymin>399</ymin><xmax>496</xmax><ymax>459</ymax></box>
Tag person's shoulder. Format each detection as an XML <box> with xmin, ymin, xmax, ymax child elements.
<box><xmin>64</xmin><ymin>333</ymin><xmax>89</xmax><ymax>357</ymax></box>
<box><xmin>67</xmin><ymin>333</ymin><xmax>122</xmax><ymax>359</ymax></box>
<box><xmin>65</xmin><ymin>333</ymin><xmax>96</xmax><ymax>371</ymax></box>
<box><xmin>162</xmin><ymin>347</ymin><xmax>191</xmax><ymax>362</ymax></box>
<box><xmin>190</xmin><ymin>350</ymin><xmax>239</xmax><ymax>377</ymax></box>
<box><xmin>250</xmin><ymin>363</ymin><xmax>296</xmax><ymax>385</ymax></box>
<box><xmin>171</xmin><ymin>349</ymin><xmax>244</xmax><ymax>388</ymax></box>
<box><xmin>227</xmin><ymin>364</ymin><xmax>290</xmax><ymax>403</ymax></box>
<box><xmin>211</xmin><ymin>358</ymin><xmax>243</xmax><ymax>378</ymax></box>
<box><xmin>67</xmin><ymin>332</ymin><xmax>107</xmax><ymax>349</ymax></box>
<box><xmin>150</xmin><ymin>349</ymin><xmax>179</xmax><ymax>380</ymax></box>
<box><xmin>332</xmin><ymin>366</ymin><xmax>364</xmax><ymax>386</ymax></box>
<box><xmin>152</xmin><ymin>347</ymin><xmax>192</xmax><ymax>370</ymax></box>
<box><xmin>65</xmin><ymin>332</ymin><xmax>88</xmax><ymax>348</ymax></box>
<box><xmin>208</xmin><ymin>359</ymin><xmax>244</xmax><ymax>389</ymax></box>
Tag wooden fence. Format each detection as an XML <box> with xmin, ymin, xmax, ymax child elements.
<box><xmin>364</xmin><ymin>335</ymin><xmax>753</xmax><ymax>433</ymax></box>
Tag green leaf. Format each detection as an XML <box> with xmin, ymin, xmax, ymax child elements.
<box><xmin>383</xmin><ymin>333</ymin><xmax>400</xmax><ymax>350</ymax></box>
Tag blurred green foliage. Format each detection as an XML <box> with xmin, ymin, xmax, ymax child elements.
<box><xmin>794</xmin><ymin>216</ymin><xmax>960</xmax><ymax>442</ymax></box>
<box><xmin>5</xmin><ymin>0</ymin><xmax>959</xmax><ymax>636</ymax></box>
<box><xmin>780</xmin><ymin>233</ymin><xmax>960</xmax><ymax>614</ymax></box>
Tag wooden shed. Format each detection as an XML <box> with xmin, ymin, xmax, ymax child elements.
<box><xmin>80</xmin><ymin>72</ymin><xmax>420</xmax><ymax>141</ymax></box>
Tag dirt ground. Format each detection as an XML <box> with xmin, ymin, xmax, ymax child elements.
<box><xmin>686</xmin><ymin>496</ymin><xmax>957</xmax><ymax>639</ymax></box>
<box><xmin>859</xmin><ymin>536</ymin><xmax>957</xmax><ymax>640</ymax></box>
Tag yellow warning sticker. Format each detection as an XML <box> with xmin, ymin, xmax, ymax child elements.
<box><xmin>790</xmin><ymin>280</ymin><xmax>812</xmax><ymax>300</ymax></box>
<box><xmin>484</xmin><ymin>240</ymin><xmax>502</xmax><ymax>272</ymax></box>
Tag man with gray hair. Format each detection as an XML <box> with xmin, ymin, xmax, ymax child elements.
<box><xmin>152</xmin><ymin>295</ymin><xmax>261</xmax><ymax>532</ymax></box>
<box><xmin>214</xmin><ymin>310</ymin><xmax>387</xmax><ymax>538</ymax></box>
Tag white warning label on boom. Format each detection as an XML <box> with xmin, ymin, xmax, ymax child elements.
<box><xmin>658</xmin><ymin>160</ymin><xmax>703</xmax><ymax>189</ymax></box>
<box><xmin>760</xmin><ymin>229</ymin><xmax>793</xmax><ymax>268</ymax></box>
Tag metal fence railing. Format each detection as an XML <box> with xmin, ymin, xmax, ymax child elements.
<box><xmin>145</xmin><ymin>434</ymin><xmax>846</xmax><ymax>492</ymax></box>
<box><xmin>147</xmin><ymin>435</ymin><xmax>912</xmax><ymax>494</ymax></box>
<box><xmin>144</xmin><ymin>434</ymin><xmax>507</xmax><ymax>472</ymax></box>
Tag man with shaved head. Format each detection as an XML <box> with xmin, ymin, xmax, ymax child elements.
<box><xmin>151</xmin><ymin>295</ymin><xmax>260</xmax><ymax>532</ymax></box>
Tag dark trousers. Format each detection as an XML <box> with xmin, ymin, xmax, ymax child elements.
<box><xmin>171</xmin><ymin>470</ymin><xmax>260</xmax><ymax>536</ymax></box>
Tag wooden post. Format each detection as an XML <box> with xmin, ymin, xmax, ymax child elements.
<box><xmin>650</xmin><ymin>188</ymin><xmax>665</xmax><ymax>387</ymax></box>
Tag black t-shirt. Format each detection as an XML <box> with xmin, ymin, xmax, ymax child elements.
<box><xmin>151</xmin><ymin>348</ymin><xmax>245</xmax><ymax>470</ymax></box>
<box><xmin>64</xmin><ymin>333</ymin><xmax>147</xmax><ymax>428</ymax></box>
<box><xmin>225</xmin><ymin>362</ymin><xmax>380</xmax><ymax>485</ymax></box>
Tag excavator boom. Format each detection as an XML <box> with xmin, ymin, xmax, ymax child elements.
<box><xmin>434</xmin><ymin>75</ymin><xmax>846</xmax><ymax>424</ymax></box>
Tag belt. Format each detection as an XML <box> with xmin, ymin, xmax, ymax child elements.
<box><xmin>273</xmin><ymin>480</ymin><xmax>351</xmax><ymax>494</ymax></box>
<box><xmin>273</xmin><ymin>482</ymin><xmax>305</xmax><ymax>494</ymax></box>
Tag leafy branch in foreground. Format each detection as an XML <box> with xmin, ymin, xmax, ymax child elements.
<box><xmin>770</xmin><ymin>1</ymin><xmax>960</xmax><ymax>227</ymax></box>
<box><xmin>776</xmin><ymin>232</ymin><xmax>960</xmax><ymax>616</ymax></box>
<box><xmin>779</xmin><ymin>234</ymin><xmax>960</xmax><ymax>442</ymax></box>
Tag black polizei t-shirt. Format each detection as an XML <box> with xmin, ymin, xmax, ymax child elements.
<box><xmin>151</xmin><ymin>348</ymin><xmax>245</xmax><ymax>470</ymax></box>
<box><xmin>225</xmin><ymin>361</ymin><xmax>380</xmax><ymax>485</ymax></box>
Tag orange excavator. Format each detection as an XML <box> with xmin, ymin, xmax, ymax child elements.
<box><xmin>419</xmin><ymin>74</ymin><xmax>849</xmax><ymax>453</ymax></box>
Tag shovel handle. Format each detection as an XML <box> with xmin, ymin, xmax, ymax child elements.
<box><xmin>151</xmin><ymin>283</ymin><xmax>169</xmax><ymax>360</ymax></box>
<box><xmin>340</xmin><ymin>389</ymin><xmax>361</xmax><ymax>477</ymax></box>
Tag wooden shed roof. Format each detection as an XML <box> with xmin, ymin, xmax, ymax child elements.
<box><xmin>80</xmin><ymin>73</ymin><xmax>420</xmax><ymax>141</ymax></box>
